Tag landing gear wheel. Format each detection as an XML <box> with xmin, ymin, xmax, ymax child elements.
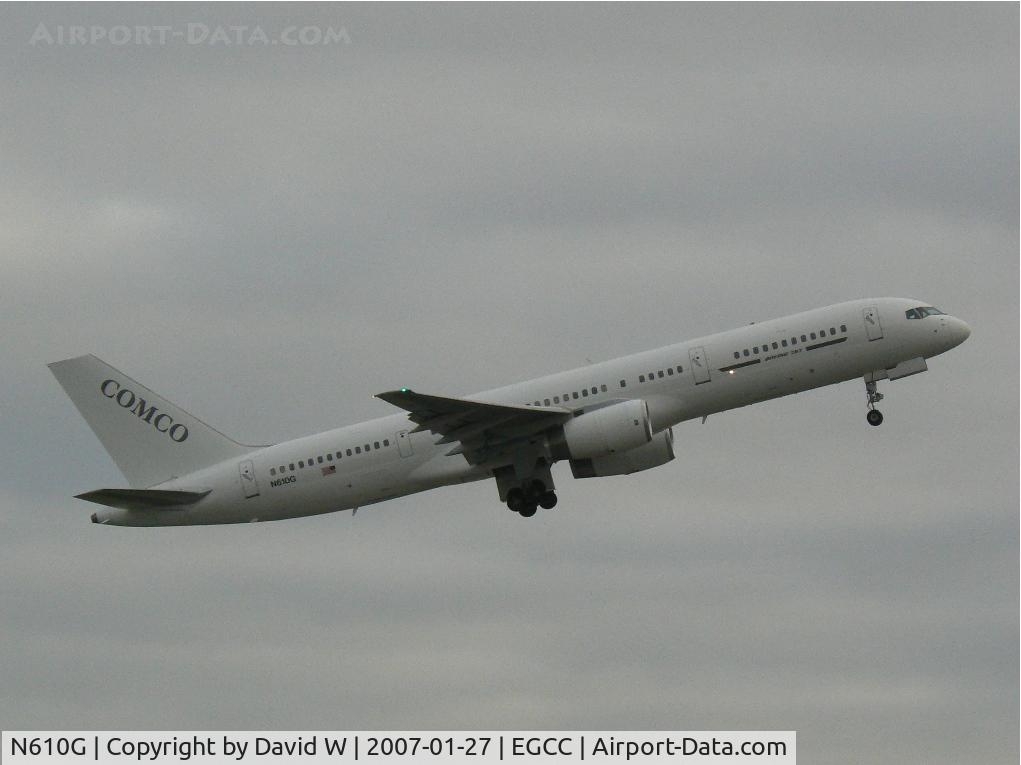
<box><xmin>504</xmin><ymin>476</ymin><xmax>553</xmax><ymax>516</ymax></box>
<box><xmin>864</xmin><ymin>379</ymin><xmax>885</xmax><ymax>427</ymax></box>
<box><xmin>538</xmin><ymin>491</ymin><xmax>558</xmax><ymax>510</ymax></box>
<box><xmin>506</xmin><ymin>488</ymin><xmax>525</xmax><ymax>513</ymax></box>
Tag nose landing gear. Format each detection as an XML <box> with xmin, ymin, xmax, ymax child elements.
<box><xmin>866</xmin><ymin>380</ymin><xmax>884</xmax><ymax>426</ymax></box>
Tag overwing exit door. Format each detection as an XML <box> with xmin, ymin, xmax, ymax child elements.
<box><xmin>397</xmin><ymin>430</ymin><xmax>414</xmax><ymax>458</ymax></box>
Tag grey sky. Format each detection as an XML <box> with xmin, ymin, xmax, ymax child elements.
<box><xmin>1</xmin><ymin>4</ymin><xmax>1017</xmax><ymax>763</ymax></box>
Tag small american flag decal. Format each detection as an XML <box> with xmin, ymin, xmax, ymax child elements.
<box><xmin>321</xmin><ymin>465</ymin><xmax>336</xmax><ymax>476</ymax></box>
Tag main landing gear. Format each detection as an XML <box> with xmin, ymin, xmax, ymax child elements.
<box><xmin>506</xmin><ymin>479</ymin><xmax>557</xmax><ymax>518</ymax></box>
<box><xmin>865</xmin><ymin>380</ymin><xmax>884</xmax><ymax>426</ymax></box>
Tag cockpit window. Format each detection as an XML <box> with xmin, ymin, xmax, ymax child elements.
<box><xmin>906</xmin><ymin>306</ymin><xmax>945</xmax><ymax>319</ymax></box>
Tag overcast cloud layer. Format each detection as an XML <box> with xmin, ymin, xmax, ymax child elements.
<box><xmin>1</xmin><ymin>5</ymin><xmax>1017</xmax><ymax>763</ymax></box>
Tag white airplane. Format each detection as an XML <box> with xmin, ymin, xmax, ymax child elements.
<box><xmin>50</xmin><ymin>297</ymin><xmax>970</xmax><ymax>526</ymax></box>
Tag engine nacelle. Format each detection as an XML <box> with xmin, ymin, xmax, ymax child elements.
<box><xmin>557</xmin><ymin>399</ymin><xmax>652</xmax><ymax>460</ymax></box>
<box><xmin>570</xmin><ymin>428</ymin><xmax>675</xmax><ymax>478</ymax></box>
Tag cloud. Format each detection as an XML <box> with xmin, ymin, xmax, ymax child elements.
<box><xmin>0</xmin><ymin>4</ymin><xmax>1016</xmax><ymax>763</ymax></box>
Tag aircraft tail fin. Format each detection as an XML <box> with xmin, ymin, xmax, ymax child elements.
<box><xmin>48</xmin><ymin>354</ymin><xmax>255</xmax><ymax>488</ymax></box>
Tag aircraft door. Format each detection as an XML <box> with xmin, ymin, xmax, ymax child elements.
<box><xmin>397</xmin><ymin>430</ymin><xmax>414</xmax><ymax>458</ymax></box>
<box><xmin>239</xmin><ymin>459</ymin><xmax>260</xmax><ymax>499</ymax></box>
<box><xmin>863</xmin><ymin>305</ymin><xmax>884</xmax><ymax>341</ymax></box>
<box><xmin>689</xmin><ymin>346</ymin><xmax>711</xmax><ymax>384</ymax></box>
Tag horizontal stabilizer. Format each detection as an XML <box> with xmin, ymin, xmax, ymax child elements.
<box><xmin>75</xmin><ymin>488</ymin><xmax>211</xmax><ymax>511</ymax></box>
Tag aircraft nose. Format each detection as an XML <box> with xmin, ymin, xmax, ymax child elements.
<box><xmin>950</xmin><ymin>317</ymin><xmax>971</xmax><ymax>346</ymax></box>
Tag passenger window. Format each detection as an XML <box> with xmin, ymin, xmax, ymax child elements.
<box><xmin>618</xmin><ymin>380</ymin><xmax>626</xmax><ymax>388</ymax></box>
<box><xmin>639</xmin><ymin>375</ymin><xmax>645</xmax><ymax>382</ymax></box>
<box><xmin>355</xmin><ymin>446</ymin><xmax>361</xmax><ymax>454</ymax></box>
<box><xmin>554</xmin><ymin>395</ymin><xmax>561</xmax><ymax>403</ymax></box>
<box><xmin>317</xmin><ymin>456</ymin><xmax>323</xmax><ymax>464</ymax></box>
<box><xmin>791</xmin><ymin>337</ymin><xmax>797</xmax><ymax>345</ymax></box>
<box><xmin>734</xmin><ymin>352</ymin><xmax>740</xmax><ymax>359</ymax></box>
<box><xmin>327</xmin><ymin>454</ymin><xmax>333</xmax><ymax>462</ymax></box>
<box><xmin>600</xmin><ymin>384</ymin><xmax>607</xmax><ymax>392</ymax></box>
<box><xmin>772</xmin><ymin>342</ymin><xmax>778</xmax><ymax>350</ymax></box>
<box><xmin>383</xmin><ymin>440</ymin><xmax>390</xmax><ymax>447</ymax></box>
<box><xmin>801</xmin><ymin>334</ymin><xmax>807</xmax><ymax>342</ymax></box>
<box><xmin>743</xmin><ymin>349</ymin><xmax>750</xmax><ymax>357</ymax></box>
<box><xmin>655</xmin><ymin>371</ymin><xmax>662</xmax><ymax>379</ymax></box>
<box><xmin>810</xmin><ymin>332</ymin><xmax>816</xmax><ymax>340</ymax></box>
<box><xmin>582</xmin><ymin>389</ymin><xmax>589</xmax><ymax>397</ymax></box>
<box><xmin>676</xmin><ymin>366</ymin><xmax>683</xmax><ymax>373</ymax></box>
<box><xmin>667</xmin><ymin>367</ymin><xmax>674</xmax><ymax>375</ymax></box>
<box><xmin>753</xmin><ymin>347</ymin><xmax>759</xmax><ymax>354</ymax></box>
<box><xmin>781</xmin><ymin>339</ymin><xmax>788</xmax><ymax>347</ymax></box>
<box><xmin>542</xmin><ymin>398</ymin><xmax>549</xmax><ymax>406</ymax></box>
<box><xmin>374</xmin><ymin>441</ymin><xmax>380</xmax><ymax>449</ymax></box>
<box><xmin>289</xmin><ymin>463</ymin><xmax>295</xmax><ymax>471</ymax></box>
<box><xmin>299</xmin><ymin>460</ymin><xmax>304</xmax><ymax>468</ymax></box>
<box><xmin>346</xmin><ymin>449</ymin><xmax>352</xmax><ymax>457</ymax></box>
<box><xmin>591</xmin><ymin>387</ymin><xmax>598</xmax><ymax>394</ymax></box>
<box><xmin>829</xmin><ymin>328</ymin><xmax>836</xmax><ymax>336</ymax></box>
<box><xmin>308</xmin><ymin>457</ymin><xmax>314</xmax><ymax>465</ymax></box>
<box><xmin>279</xmin><ymin>466</ymin><xmax>286</xmax><ymax>473</ymax></box>
<box><xmin>336</xmin><ymin>452</ymin><xmax>343</xmax><ymax>459</ymax></box>
<box><xmin>364</xmin><ymin>444</ymin><xmax>370</xmax><ymax>452</ymax></box>
<box><xmin>840</xmin><ymin>324</ymin><xmax>847</xmax><ymax>332</ymax></box>
<box><xmin>270</xmin><ymin>467</ymin><xmax>276</xmax><ymax>476</ymax></box>
<box><xmin>572</xmin><ymin>392</ymin><xmax>579</xmax><ymax>400</ymax></box>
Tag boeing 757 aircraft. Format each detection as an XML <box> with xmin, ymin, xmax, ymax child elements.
<box><xmin>50</xmin><ymin>298</ymin><xmax>970</xmax><ymax>526</ymax></box>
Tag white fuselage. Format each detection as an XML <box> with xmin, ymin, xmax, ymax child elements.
<box><xmin>98</xmin><ymin>297</ymin><xmax>970</xmax><ymax>525</ymax></box>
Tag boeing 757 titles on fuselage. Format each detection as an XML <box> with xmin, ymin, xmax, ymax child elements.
<box><xmin>49</xmin><ymin>298</ymin><xmax>970</xmax><ymax>526</ymax></box>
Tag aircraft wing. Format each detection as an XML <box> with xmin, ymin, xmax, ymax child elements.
<box><xmin>375</xmin><ymin>389</ymin><xmax>572</xmax><ymax>464</ymax></box>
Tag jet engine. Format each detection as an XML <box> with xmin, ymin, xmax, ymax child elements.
<box><xmin>553</xmin><ymin>399</ymin><xmax>652</xmax><ymax>460</ymax></box>
<box><xmin>570</xmin><ymin>428</ymin><xmax>675</xmax><ymax>478</ymax></box>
